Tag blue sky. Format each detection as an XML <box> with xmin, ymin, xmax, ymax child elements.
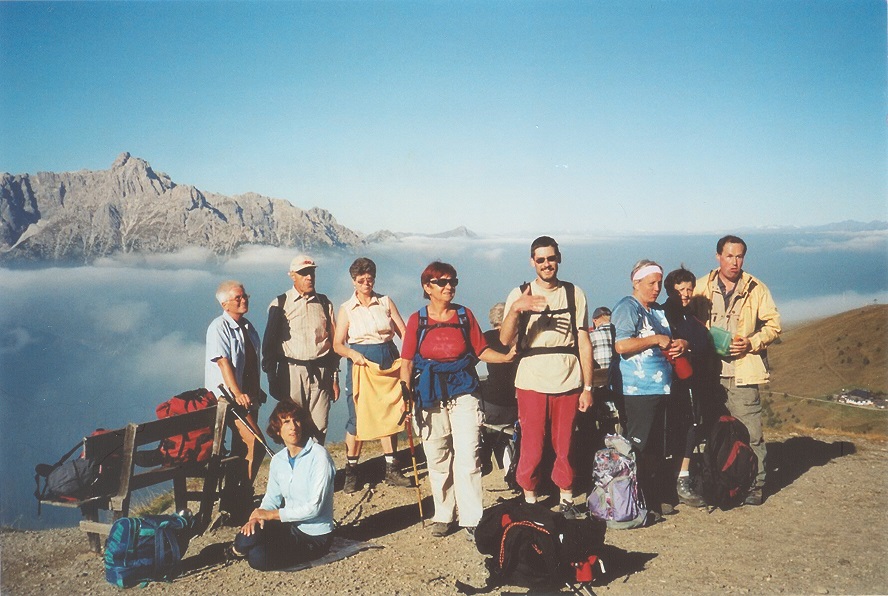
<box><xmin>1</xmin><ymin>1</ymin><xmax>885</xmax><ymax>235</ymax></box>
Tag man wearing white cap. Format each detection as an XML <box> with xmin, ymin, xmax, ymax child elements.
<box><xmin>262</xmin><ymin>255</ymin><xmax>340</xmax><ymax>444</ymax></box>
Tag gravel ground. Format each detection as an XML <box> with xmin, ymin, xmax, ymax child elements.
<box><xmin>3</xmin><ymin>430</ymin><xmax>887</xmax><ymax>595</ymax></box>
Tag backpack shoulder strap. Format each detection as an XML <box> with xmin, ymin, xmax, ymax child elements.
<box><xmin>516</xmin><ymin>282</ymin><xmax>531</xmax><ymax>350</ymax></box>
<box><xmin>416</xmin><ymin>306</ymin><xmax>430</xmax><ymax>351</ymax></box>
<box><xmin>455</xmin><ymin>305</ymin><xmax>472</xmax><ymax>346</ymax></box>
<box><xmin>562</xmin><ymin>281</ymin><xmax>578</xmax><ymax>344</ymax></box>
<box><xmin>316</xmin><ymin>293</ymin><xmax>334</xmax><ymax>336</ymax></box>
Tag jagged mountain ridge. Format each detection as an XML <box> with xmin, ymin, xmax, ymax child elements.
<box><xmin>0</xmin><ymin>153</ymin><xmax>365</xmax><ymax>261</ymax></box>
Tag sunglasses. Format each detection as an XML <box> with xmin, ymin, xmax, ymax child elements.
<box><xmin>428</xmin><ymin>278</ymin><xmax>459</xmax><ymax>288</ymax></box>
<box><xmin>534</xmin><ymin>255</ymin><xmax>558</xmax><ymax>264</ymax></box>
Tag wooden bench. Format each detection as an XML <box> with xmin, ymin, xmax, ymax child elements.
<box><xmin>40</xmin><ymin>401</ymin><xmax>232</xmax><ymax>552</ymax></box>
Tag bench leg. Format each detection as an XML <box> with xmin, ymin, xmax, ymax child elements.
<box><xmin>81</xmin><ymin>503</ymin><xmax>103</xmax><ymax>554</ymax></box>
<box><xmin>173</xmin><ymin>473</ymin><xmax>188</xmax><ymax>514</ymax></box>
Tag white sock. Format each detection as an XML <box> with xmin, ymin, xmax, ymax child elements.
<box><xmin>524</xmin><ymin>494</ymin><xmax>537</xmax><ymax>504</ymax></box>
<box><xmin>560</xmin><ymin>492</ymin><xmax>573</xmax><ymax>504</ymax></box>
<box><xmin>679</xmin><ymin>470</ymin><xmax>690</xmax><ymax>478</ymax></box>
<box><xmin>384</xmin><ymin>454</ymin><xmax>395</xmax><ymax>465</ymax></box>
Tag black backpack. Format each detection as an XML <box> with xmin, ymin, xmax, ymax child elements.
<box><xmin>701</xmin><ymin>415</ymin><xmax>757</xmax><ymax>509</ymax></box>
<box><xmin>515</xmin><ymin>281</ymin><xmax>579</xmax><ymax>360</ymax></box>
<box><xmin>466</xmin><ymin>498</ymin><xmax>605</xmax><ymax>593</ymax></box>
<box><xmin>34</xmin><ymin>429</ymin><xmax>121</xmax><ymax>513</ymax></box>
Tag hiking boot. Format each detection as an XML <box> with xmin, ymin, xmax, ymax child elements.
<box><xmin>384</xmin><ymin>461</ymin><xmax>413</xmax><ymax>488</ymax></box>
<box><xmin>658</xmin><ymin>502</ymin><xmax>677</xmax><ymax>516</ymax></box>
<box><xmin>559</xmin><ymin>500</ymin><xmax>585</xmax><ymax>520</ymax></box>
<box><xmin>343</xmin><ymin>464</ymin><xmax>360</xmax><ymax>494</ymax></box>
<box><xmin>744</xmin><ymin>486</ymin><xmax>764</xmax><ymax>506</ymax></box>
<box><xmin>430</xmin><ymin>522</ymin><xmax>453</xmax><ymax>537</ymax></box>
<box><xmin>676</xmin><ymin>477</ymin><xmax>706</xmax><ymax>508</ymax></box>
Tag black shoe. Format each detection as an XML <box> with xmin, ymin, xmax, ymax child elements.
<box><xmin>384</xmin><ymin>461</ymin><xmax>413</xmax><ymax>487</ymax></box>
<box><xmin>430</xmin><ymin>521</ymin><xmax>454</xmax><ymax>537</ymax></box>
<box><xmin>343</xmin><ymin>464</ymin><xmax>360</xmax><ymax>494</ymax></box>
<box><xmin>559</xmin><ymin>500</ymin><xmax>585</xmax><ymax>520</ymax></box>
<box><xmin>744</xmin><ymin>487</ymin><xmax>764</xmax><ymax>506</ymax></box>
<box><xmin>225</xmin><ymin>544</ymin><xmax>246</xmax><ymax>561</ymax></box>
<box><xmin>676</xmin><ymin>477</ymin><xmax>706</xmax><ymax>508</ymax></box>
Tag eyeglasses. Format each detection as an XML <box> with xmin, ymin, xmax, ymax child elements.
<box><xmin>428</xmin><ymin>278</ymin><xmax>459</xmax><ymax>288</ymax></box>
<box><xmin>534</xmin><ymin>255</ymin><xmax>558</xmax><ymax>265</ymax></box>
<box><xmin>228</xmin><ymin>294</ymin><xmax>250</xmax><ymax>303</ymax></box>
<box><xmin>354</xmin><ymin>277</ymin><xmax>375</xmax><ymax>286</ymax></box>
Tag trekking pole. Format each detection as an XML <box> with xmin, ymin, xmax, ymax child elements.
<box><xmin>400</xmin><ymin>381</ymin><xmax>424</xmax><ymax>525</ymax></box>
<box><xmin>216</xmin><ymin>385</ymin><xmax>276</xmax><ymax>458</ymax></box>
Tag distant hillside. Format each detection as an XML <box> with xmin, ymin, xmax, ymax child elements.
<box><xmin>0</xmin><ymin>153</ymin><xmax>364</xmax><ymax>262</ymax></box>
<box><xmin>765</xmin><ymin>304</ymin><xmax>888</xmax><ymax>436</ymax></box>
<box><xmin>768</xmin><ymin>304</ymin><xmax>888</xmax><ymax>396</ymax></box>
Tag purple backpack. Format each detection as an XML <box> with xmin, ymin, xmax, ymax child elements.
<box><xmin>586</xmin><ymin>434</ymin><xmax>648</xmax><ymax>529</ymax></box>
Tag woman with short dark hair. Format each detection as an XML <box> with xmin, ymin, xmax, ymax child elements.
<box><xmin>333</xmin><ymin>257</ymin><xmax>411</xmax><ymax>493</ymax></box>
<box><xmin>663</xmin><ymin>266</ymin><xmax>719</xmax><ymax>508</ymax></box>
<box><xmin>228</xmin><ymin>401</ymin><xmax>335</xmax><ymax>571</ymax></box>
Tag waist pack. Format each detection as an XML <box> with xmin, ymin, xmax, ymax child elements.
<box><xmin>104</xmin><ymin>513</ymin><xmax>192</xmax><ymax>588</ymax></box>
<box><xmin>466</xmin><ymin>498</ymin><xmax>605</xmax><ymax>593</ymax></box>
<box><xmin>701</xmin><ymin>415</ymin><xmax>757</xmax><ymax>509</ymax></box>
<box><xmin>156</xmin><ymin>389</ymin><xmax>217</xmax><ymax>466</ymax></box>
<box><xmin>587</xmin><ymin>434</ymin><xmax>648</xmax><ymax>529</ymax></box>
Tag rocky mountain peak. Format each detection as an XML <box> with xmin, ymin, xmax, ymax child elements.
<box><xmin>0</xmin><ymin>154</ymin><xmax>365</xmax><ymax>261</ymax></box>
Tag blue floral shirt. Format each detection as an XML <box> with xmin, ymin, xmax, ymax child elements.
<box><xmin>611</xmin><ymin>295</ymin><xmax>673</xmax><ymax>396</ymax></box>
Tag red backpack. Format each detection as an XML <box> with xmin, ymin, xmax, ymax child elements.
<box><xmin>156</xmin><ymin>389</ymin><xmax>217</xmax><ymax>466</ymax></box>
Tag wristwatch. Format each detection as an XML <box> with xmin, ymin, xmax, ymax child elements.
<box><xmin>583</xmin><ymin>385</ymin><xmax>593</xmax><ymax>392</ymax></box>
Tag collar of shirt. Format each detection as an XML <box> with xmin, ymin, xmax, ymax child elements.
<box><xmin>346</xmin><ymin>291</ymin><xmax>381</xmax><ymax>310</ymax></box>
<box><xmin>287</xmin><ymin>437</ymin><xmax>316</xmax><ymax>467</ymax></box>
<box><xmin>292</xmin><ymin>290</ymin><xmax>320</xmax><ymax>304</ymax></box>
<box><xmin>221</xmin><ymin>311</ymin><xmax>247</xmax><ymax>332</ymax></box>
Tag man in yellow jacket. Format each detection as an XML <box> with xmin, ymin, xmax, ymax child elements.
<box><xmin>692</xmin><ymin>235</ymin><xmax>781</xmax><ymax>505</ymax></box>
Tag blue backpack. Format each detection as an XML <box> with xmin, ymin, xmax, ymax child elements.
<box><xmin>104</xmin><ymin>513</ymin><xmax>192</xmax><ymax>588</ymax></box>
<box><xmin>411</xmin><ymin>305</ymin><xmax>478</xmax><ymax>415</ymax></box>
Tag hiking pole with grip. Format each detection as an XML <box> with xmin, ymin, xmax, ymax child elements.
<box><xmin>216</xmin><ymin>384</ymin><xmax>276</xmax><ymax>458</ymax></box>
<box><xmin>400</xmin><ymin>381</ymin><xmax>424</xmax><ymax>525</ymax></box>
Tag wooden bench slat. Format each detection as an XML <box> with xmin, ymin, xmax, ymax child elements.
<box><xmin>42</xmin><ymin>400</ymin><xmax>233</xmax><ymax>553</ymax></box>
<box><xmin>129</xmin><ymin>408</ymin><xmax>219</xmax><ymax>446</ymax></box>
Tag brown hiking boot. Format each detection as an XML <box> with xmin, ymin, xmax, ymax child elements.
<box><xmin>343</xmin><ymin>464</ymin><xmax>359</xmax><ymax>494</ymax></box>
<box><xmin>677</xmin><ymin>476</ymin><xmax>706</xmax><ymax>508</ymax></box>
<box><xmin>384</xmin><ymin>461</ymin><xmax>413</xmax><ymax>488</ymax></box>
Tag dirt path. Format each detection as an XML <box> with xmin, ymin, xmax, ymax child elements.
<box><xmin>3</xmin><ymin>430</ymin><xmax>887</xmax><ymax>595</ymax></box>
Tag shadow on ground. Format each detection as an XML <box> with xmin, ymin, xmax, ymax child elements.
<box><xmin>765</xmin><ymin>436</ymin><xmax>856</xmax><ymax>497</ymax></box>
<box><xmin>336</xmin><ymin>495</ymin><xmax>433</xmax><ymax>541</ymax></box>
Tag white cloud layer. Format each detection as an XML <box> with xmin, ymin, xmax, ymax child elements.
<box><xmin>779</xmin><ymin>290</ymin><xmax>888</xmax><ymax>323</ymax></box>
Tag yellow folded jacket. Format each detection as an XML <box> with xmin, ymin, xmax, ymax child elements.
<box><xmin>353</xmin><ymin>359</ymin><xmax>405</xmax><ymax>441</ymax></box>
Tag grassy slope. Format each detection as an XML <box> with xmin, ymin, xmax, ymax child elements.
<box><xmin>764</xmin><ymin>304</ymin><xmax>888</xmax><ymax>437</ymax></box>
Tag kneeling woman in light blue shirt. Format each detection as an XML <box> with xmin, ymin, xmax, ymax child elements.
<box><xmin>230</xmin><ymin>401</ymin><xmax>336</xmax><ymax>571</ymax></box>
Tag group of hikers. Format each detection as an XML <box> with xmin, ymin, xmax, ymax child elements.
<box><xmin>205</xmin><ymin>233</ymin><xmax>781</xmax><ymax>571</ymax></box>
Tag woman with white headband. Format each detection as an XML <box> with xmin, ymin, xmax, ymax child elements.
<box><xmin>610</xmin><ymin>259</ymin><xmax>689</xmax><ymax>519</ymax></box>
